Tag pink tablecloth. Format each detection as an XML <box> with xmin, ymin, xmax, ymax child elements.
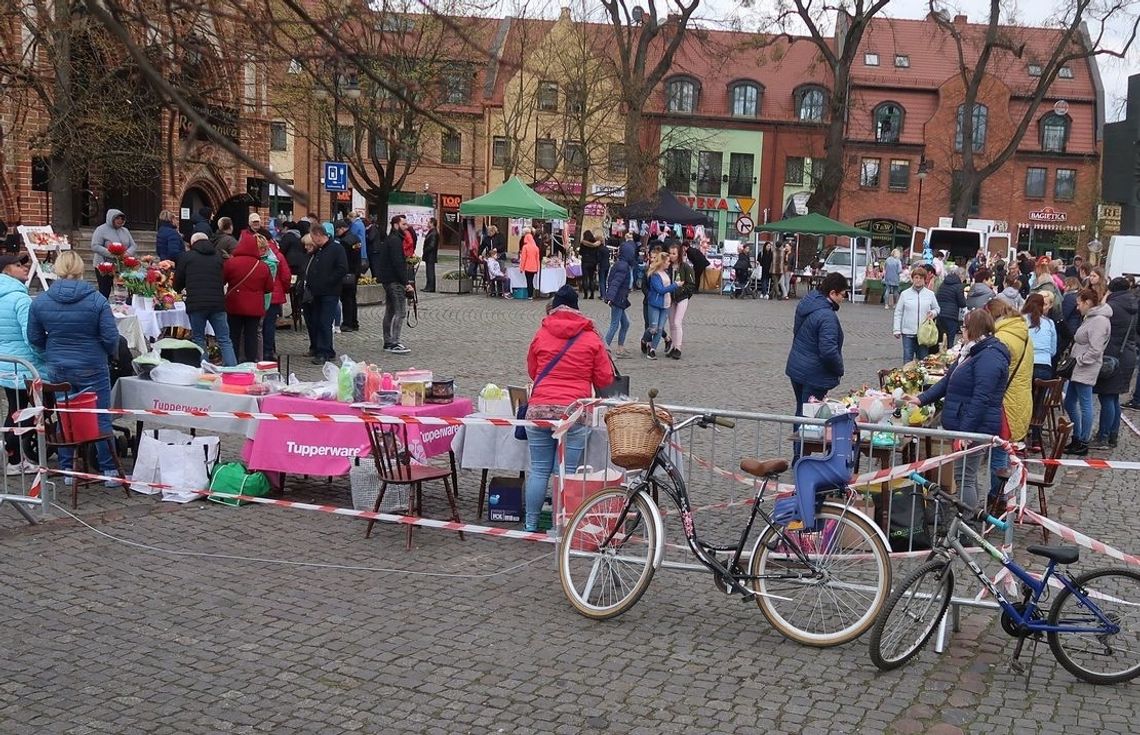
<box><xmin>243</xmin><ymin>395</ymin><xmax>473</xmax><ymax>476</ymax></box>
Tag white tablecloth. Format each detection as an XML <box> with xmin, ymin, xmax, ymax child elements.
<box><xmin>111</xmin><ymin>377</ymin><xmax>260</xmax><ymax>436</ymax></box>
<box><xmin>451</xmin><ymin>415</ymin><xmax>611</xmax><ymax>473</ymax></box>
<box><xmin>506</xmin><ymin>267</ymin><xmax>567</xmax><ymax>294</ymax></box>
<box><xmin>124</xmin><ymin>300</ymin><xmax>210</xmax><ymax>346</ymax></box>
<box><xmin>113</xmin><ymin>313</ymin><xmax>148</xmax><ymax>354</ymax></box>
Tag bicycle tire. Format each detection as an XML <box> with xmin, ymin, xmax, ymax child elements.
<box><xmin>558</xmin><ymin>488</ymin><xmax>658</xmax><ymax>620</ymax></box>
<box><xmin>751</xmin><ymin>503</ymin><xmax>892</xmax><ymax>647</ymax></box>
<box><xmin>1047</xmin><ymin>567</ymin><xmax>1140</xmax><ymax>684</ymax></box>
<box><xmin>868</xmin><ymin>559</ymin><xmax>955</xmax><ymax>670</ymax></box>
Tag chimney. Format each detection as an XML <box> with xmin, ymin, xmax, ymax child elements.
<box><xmin>559</xmin><ymin>5</ymin><xmax>571</xmax><ymax>21</ymax></box>
<box><xmin>953</xmin><ymin>14</ymin><xmax>968</xmax><ymax>25</ymax></box>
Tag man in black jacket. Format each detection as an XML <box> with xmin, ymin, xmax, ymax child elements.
<box><xmin>422</xmin><ymin>217</ymin><xmax>439</xmax><ymax>292</ymax></box>
<box><xmin>375</xmin><ymin>215</ymin><xmax>413</xmax><ymax>354</ymax></box>
<box><xmin>334</xmin><ymin>220</ymin><xmax>362</xmax><ymax>331</ymax></box>
<box><xmin>173</xmin><ymin>232</ymin><xmax>237</xmax><ymax>366</ymax></box>
<box><xmin>300</xmin><ymin>227</ymin><xmax>348</xmax><ymax>364</ymax></box>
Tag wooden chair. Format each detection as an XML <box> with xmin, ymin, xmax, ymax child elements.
<box><xmin>1032</xmin><ymin>378</ymin><xmax>1065</xmax><ymax>452</ymax></box>
<box><xmin>363</xmin><ymin>421</ymin><xmax>463</xmax><ymax>550</ymax></box>
<box><xmin>37</xmin><ymin>381</ymin><xmax>128</xmax><ymax>509</ymax></box>
<box><xmin>1025</xmin><ymin>416</ymin><xmax>1072</xmax><ymax>542</ymax></box>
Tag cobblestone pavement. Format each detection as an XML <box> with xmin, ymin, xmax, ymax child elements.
<box><xmin>3</xmin><ymin>287</ymin><xmax>1140</xmax><ymax>734</ymax></box>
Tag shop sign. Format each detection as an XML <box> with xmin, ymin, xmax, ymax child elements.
<box><xmin>533</xmin><ymin>180</ymin><xmax>583</xmax><ymax>195</ymax></box>
<box><xmin>583</xmin><ymin>202</ymin><xmax>607</xmax><ymax>217</ymax></box>
<box><xmin>854</xmin><ymin>219</ymin><xmax>913</xmax><ymax>243</ymax></box>
<box><xmin>591</xmin><ymin>183</ymin><xmax>626</xmax><ymax>198</ymax></box>
<box><xmin>1029</xmin><ymin>207</ymin><xmax>1067</xmax><ymax>223</ymax></box>
<box><xmin>334</xmin><ymin>190</ymin><xmax>353</xmax><ymax>203</ymax></box>
<box><xmin>1099</xmin><ymin>203</ymin><xmax>1122</xmax><ymax>235</ymax></box>
<box><xmin>677</xmin><ymin>195</ymin><xmax>745</xmax><ymax>213</ymax></box>
<box><xmin>440</xmin><ymin>194</ymin><xmax>463</xmax><ymax>210</ymax></box>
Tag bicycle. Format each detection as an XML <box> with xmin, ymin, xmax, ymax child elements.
<box><xmin>868</xmin><ymin>472</ymin><xmax>1140</xmax><ymax>684</ymax></box>
<box><xmin>557</xmin><ymin>390</ymin><xmax>892</xmax><ymax>647</ymax></box>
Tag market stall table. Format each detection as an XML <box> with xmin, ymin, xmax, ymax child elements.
<box><xmin>111</xmin><ymin>376</ymin><xmax>262</xmax><ymax>440</ymax></box>
<box><xmin>113</xmin><ymin>312</ymin><xmax>148</xmax><ymax>354</ymax></box>
<box><xmin>507</xmin><ymin>266</ymin><xmax>567</xmax><ymax>294</ymax></box>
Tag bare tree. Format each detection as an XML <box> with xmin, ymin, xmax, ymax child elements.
<box><xmin>932</xmin><ymin>0</ymin><xmax>1140</xmax><ymax>227</ymax></box>
<box><xmin>599</xmin><ymin>0</ymin><xmax>701</xmax><ymax>202</ymax></box>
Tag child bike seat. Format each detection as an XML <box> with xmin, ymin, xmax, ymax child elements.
<box><xmin>775</xmin><ymin>412</ymin><xmax>858</xmax><ymax>529</ymax></box>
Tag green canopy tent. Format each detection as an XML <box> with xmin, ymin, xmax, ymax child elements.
<box><xmin>755</xmin><ymin>212</ymin><xmax>873</xmax><ymax>299</ymax></box>
<box><xmin>459</xmin><ymin>176</ymin><xmax>569</xmax><ymax>219</ymax></box>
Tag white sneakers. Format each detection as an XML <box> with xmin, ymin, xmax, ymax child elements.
<box><xmin>4</xmin><ymin>460</ymin><xmax>38</xmax><ymax>476</ymax></box>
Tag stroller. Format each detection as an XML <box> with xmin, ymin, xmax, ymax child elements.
<box><xmin>729</xmin><ymin>261</ymin><xmax>763</xmax><ymax>299</ymax></box>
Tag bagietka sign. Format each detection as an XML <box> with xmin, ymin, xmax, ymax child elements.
<box><xmin>1028</xmin><ymin>207</ymin><xmax>1067</xmax><ymax>223</ymax></box>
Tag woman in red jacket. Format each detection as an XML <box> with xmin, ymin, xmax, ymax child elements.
<box><xmin>258</xmin><ymin>234</ymin><xmax>292</xmax><ymax>363</ymax></box>
<box><xmin>522</xmin><ymin>285</ymin><xmax>614</xmax><ymax>531</ymax></box>
<box><xmin>519</xmin><ymin>227</ymin><xmax>541</xmax><ymax>299</ymax></box>
<box><xmin>223</xmin><ymin>235</ymin><xmax>274</xmax><ymax>362</ymax></box>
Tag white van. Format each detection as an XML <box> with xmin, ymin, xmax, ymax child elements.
<box><xmin>1105</xmin><ymin>236</ymin><xmax>1140</xmax><ymax>279</ymax></box>
<box><xmin>909</xmin><ymin>226</ymin><xmax>1013</xmax><ymax>264</ymax></box>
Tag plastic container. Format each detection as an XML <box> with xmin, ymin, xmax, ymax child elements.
<box><xmin>59</xmin><ymin>392</ymin><xmax>101</xmax><ymax>443</ymax></box>
<box><xmin>221</xmin><ymin>372</ymin><xmax>255</xmax><ymax>387</ymax></box>
<box><xmin>512</xmin><ymin>287</ymin><xmax>528</xmax><ymax>299</ymax></box>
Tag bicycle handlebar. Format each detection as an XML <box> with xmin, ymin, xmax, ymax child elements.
<box><xmin>908</xmin><ymin>472</ymin><xmax>1009</xmax><ymax>532</ymax></box>
<box><xmin>646</xmin><ymin>388</ymin><xmax>734</xmax><ymax>432</ymax></box>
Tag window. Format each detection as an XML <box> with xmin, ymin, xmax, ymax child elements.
<box><xmin>729</xmin><ymin>82</ymin><xmax>761</xmax><ymax>117</ymax></box>
<box><xmin>335</xmin><ymin>125</ymin><xmax>354</xmax><ymax>159</ymax></box>
<box><xmin>607</xmin><ymin>144</ymin><xmax>626</xmax><ymax>176</ymax></box>
<box><xmin>864</xmin><ymin>53</ymin><xmax>880</xmax><ymax>66</ymax></box>
<box><xmin>663</xmin><ymin>148</ymin><xmax>691</xmax><ymax>192</ymax></box>
<box><xmin>536</xmin><ymin>139</ymin><xmax>557</xmax><ymax>171</ymax></box>
<box><xmin>873</xmin><ymin>102</ymin><xmax>904</xmax><ymax>143</ymax></box>
<box><xmin>1028</xmin><ymin>64</ymin><xmax>1042</xmax><ymax>77</ymax></box>
<box><xmin>951</xmin><ymin>171</ymin><xmax>981</xmax><ymax>217</ymax></box>
<box><xmin>1040</xmin><ymin>113</ymin><xmax>1069</xmax><ymax>153</ymax></box>
<box><xmin>1059</xmin><ymin>66</ymin><xmax>1074</xmax><ymax>79</ymax></box>
<box><xmin>784</xmin><ymin>156</ymin><xmax>805</xmax><ymax>185</ymax></box>
<box><xmin>795</xmin><ymin>86</ymin><xmax>826</xmax><ymax>121</ymax></box>
<box><xmin>859</xmin><ymin>158</ymin><xmax>881</xmax><ymax>188</ymax></box>
<box><xmin>371</xmin><ymin>132</ymin><xmax>388</xmax><ymax>160</ymax></box>
<box><xmin>537</xmin><ymin>81</ymin><xmax>558</xmax><ymax>111</ymax></box>
<box><xmin>441</xmin><ymin>132</ymin><xmax>461</xmax><ymax>165</ymax></box>
<box><xmin>1025</xmin><ymin>167</ymin><xmax>1047</xmax><ymax>198</ymax></box>
<box><xmin>895</xmin><ymin>55</ymin><xmax>910</xmax><ymax>68</ymax></box>
<box><xmin>441</xmin><ymin>65</ymin><xmax>471</xmax><ymax>104</ymax></box>
<box><xmin>563</xmin><ymin>141</ymin><xmax>585</xmax><ymax>172</ymax></box>
<box><xmin>566</xmin><ymin>84</ymin><xmax>585</xmax><ymax>115</ymax></box>
<box><xmin>955</xmin><ymin>104</ymin><xmax>988</xmax><ymax>151</ymax></box>
<box><xmin>728</xmin><ymin>153</ymin><xmax>754</xmax><ymax>197</ymax></box>
<box><xmin>888</xmin><ymin>159</ymin><xmax>910</xmax><ymax>191</ymax></box>
<box><xmin>270</xmin><ymin>121</ymin><xmax>287</xmax><ymax>151</ymax></box>
<box><xmin>492</xmin><ymin>137</ymin><xmax>510</xmax><ymax>168</ymax></box>
<box><xmin>809</xmin><ymin>157</ymin><xmax>825</xmax><ymax>187</ymax></box>
<box><xmin>666</xmin><ymin>77</ymin><xmax>698</xmax><ymax>113</ymax></box>
<box><xmin>1055</xmin><ymin>168</ymin><xmax>1076</xmax><ymax>201</ymax></box>
<box><xmin>696</xmin><ymin>151</ymin><xmax>722</xmax><ymax>196</ymax></box>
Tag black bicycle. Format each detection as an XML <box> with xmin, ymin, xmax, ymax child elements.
<box><xmin>558</xmin><ymin>390</ymin><xmax>892</xmax><ymax>647</ymax></box>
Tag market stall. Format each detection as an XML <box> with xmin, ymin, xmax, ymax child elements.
<box><xmin>754</xmin><ymin>213</ymin><xmax>872</xmax><ymax>298</ymax></box>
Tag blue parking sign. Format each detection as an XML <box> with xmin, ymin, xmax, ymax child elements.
<box><xmin>323</xmin><ymin>162</ymin><xmax>348</xmax><ymax>192</ymax></box>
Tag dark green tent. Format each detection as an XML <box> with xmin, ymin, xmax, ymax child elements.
<box><xmin>459</xmin><ymin>176</ymin><xmax>569</xmax><ymax>219</ymax></box>
<box><xmin>754</xmin><ymin>212</ymin><xmax>872</xmax><ymax>238</ymax></box>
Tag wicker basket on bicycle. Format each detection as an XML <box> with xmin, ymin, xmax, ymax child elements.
<box><xmin>604</xmin><ymin>403</ymin><xmax>672</xmax><ymax>470</ymax></box>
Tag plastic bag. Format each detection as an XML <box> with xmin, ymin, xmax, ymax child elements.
<box><xmin>150</xmin><ymin>361</ymin><xmax>202</xmax><ymax>386</ymax></box>
<box><xmin>917</xmin><ymin>318</ymin><xmax>939</xmax><ymax>347</ymax></box>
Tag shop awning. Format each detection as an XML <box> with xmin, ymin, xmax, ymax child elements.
<box><xmin>459</xmin><ymin>176</ymin><xmax>569</xmax><ymax>219</ymax></box>
<box><xmin>1016</xmin><ymin>222</ymin><xmax>1087</xmax><ymax>232</ymax></box>
<box><xmin>754</xmin><ymin>212</ymin><xmax>872</xmax><ymax>238</ymax></box>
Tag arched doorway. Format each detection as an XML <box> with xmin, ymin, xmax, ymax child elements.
<box><xmin>179</xmin><ymin>186</ymin><xmax>214</xmax><ymax>240</ymax></box>
<box><xmin>216</xmin><ymin>194</ymin><xmax>253</xmax><ymax>236</ymax></box>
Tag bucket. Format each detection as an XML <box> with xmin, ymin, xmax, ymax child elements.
<box><xmin>58</xmin><ymin>392</ymin><xmax>101</xmax><ymax>443</ymax></box>
<box><xmin>512</xmin><ymin>287</ymin><xmax>528</xmax><ymax>299</ymax></box>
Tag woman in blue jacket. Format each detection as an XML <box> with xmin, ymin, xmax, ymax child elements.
<box><xmin>910</xmin><ymin>308</ymin><xmax>1010</xmax><ymax>512</ymax></box>
<box><xmin>785</xmin><ymin>272</ymin><xmax>847</xmax><ymax>416</ymax></box>
<box><xmin>640</xmin><ymin>251</ymin><xmax>677</xmax><ymax>361</ymax></box>
<box><xmin>27</xmin><ymin>251</ymin><xmax>122</xmax><ymax>486</ymax></box>
<box><xmin>155</xmin><ymin>210</ymin><xmax>185</xmax><ymax>264</ymax></box>
<box><xmin>603</xmin><ymin>237</ymin><xmax>637</xmax><ymax>356</ymax></box>
<box><xmin>0</xmin><ymin>252</ymin><xmax>45</xmax><ymax>473</ymax></box>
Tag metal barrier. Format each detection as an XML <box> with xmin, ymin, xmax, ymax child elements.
<box><xmin>0</xmin><ymin>355</ymin><xmax>49</xmax><ymax>524</ymax></box>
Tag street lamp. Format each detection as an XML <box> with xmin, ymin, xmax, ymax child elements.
<box><xmin>915</xmin><ymin>155</ymin><xmax>933</xmax><ymax>229</ymax></box>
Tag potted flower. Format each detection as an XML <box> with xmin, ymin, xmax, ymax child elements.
<box><xmin>356</xmin><ymin>274</ymin><xmax>384</xmax><ymax>305</ymax></box>
<box><xmin>438</xmin><ymin>269</ymin><xmax>471</xmax><ymax>294</ymax></box>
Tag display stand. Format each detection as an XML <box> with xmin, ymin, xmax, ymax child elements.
<box><xmin>16</xmin><ymin>225</ymin><xmax>70</xmax><ymax>292</ymax></box>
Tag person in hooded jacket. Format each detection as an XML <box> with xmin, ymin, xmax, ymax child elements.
<box><xmin>603</xmin><ymin>237</ymin><xmax>637</xmax><ymax>356</ymax></box>
<box><xmin>223</xmin><ymin>233</ymin><xmax>274</xmax><ymax>363</ymax></box>
<box><xmin>985</xmin><ymin>298</ymin><xmax>1033</xmax><ymax>501</ymax></box>
<box><xmin>90</xmin><ymin>208</ymin><xmax>138</xmax><ymax>297</ymax></box>
<box><xmin>964</xmin><ymin>268</ymin><xmax>996</xmax><ymax>311</ymax></box>
<box><xmin>191</xmin><ymin>207</ymin><xmax>214</xmax><ymax>237</ymax></box>
<box><xmin>174</xmin><ymin>232</ymin><xmax>237</xmax><ymax>366</ymax></box>
<box><xmin>155</xmin><ymin>210</ymin><xmax>185</xmax><ymax>264</ymax></box>
<box><xmin>523</xmin><ymin>285</ymin><xmax>614</xmax><ymax>532</ymax></box>
<box><xmin>253</xmin><ymin>232</ymin><xmax>291</xmax><ymax>363</ymax></box>
<box><xmin>785</xmin><ymin>272</ymin><xmax>847</xmax><ymax>417</ymax></box>
<box><xmin>935</xmin><ymin>267</ymin><xmax>967</xmax><ymax>349</ymax></box>
<box><xmin>0</xmin><ymin>253</ymin><xmax>43</xmax><ymax>473</ymax></box>
<box><xmin>519</xmin><ymin>227</ymin><xmax>540</xmax><ymax>299</ymax></box>
<box><xmin>27</xmin><ymin>251</ymin><xmax>123</xmax><ymax>485</ymax></box>
<box><xmin>1092</xmin><ymin>279</ymin><xmax>1139</xmax><ymax>449</ymax></box>
<box><xmin>910</xmin><ymin>308</ymin><xmax>1010</xmax><ymax>512</ymax></box>
<box><xmin>1065</xmin><ymin>288</ymin><xmax>1113</xmax><ymax>455</ymax></box>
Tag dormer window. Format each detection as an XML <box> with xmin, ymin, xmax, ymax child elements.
<box><xmin>666</xmin><ymin>77</ymin><xmax>699</xmax><ymax>113</ymax></box>
<box><xmin>864</xmin><ymin>53</ymin><xmax>880</xmax><ymax>66</ymax></box>
<box><xmin>1040</xmin><ymin>112</ymin><xmax>1070</xmax><ymax>153</ymax></box>
<box><xmin>873</xmin><ymin>102</ymin><xmax>904</xmax><ymax>143</ymax></box>
<box><xmin>795</xmin><ymin>85</ymin><xmax>827</xmax><ymax>121</ymax></box>
<box><xmin>728</xmin><ymin>81</ymin><xmax>762</xmax><ymax>117</ymax></box>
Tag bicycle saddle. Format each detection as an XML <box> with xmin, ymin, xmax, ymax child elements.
<box><xmin>1026</xmin><ymin>545</ymin><xmax>1079</xmax><ymax>565</ymax></box>
<box><xmin>740</xmin><ymin>458</ymin><xmax>789</xmax><ymax>477</ymax></box>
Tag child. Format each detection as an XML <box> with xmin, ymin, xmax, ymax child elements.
<box><xmin>485</xmin><ymin>249</ymin><xmax>511</xmax><ymax>298</ymax></box>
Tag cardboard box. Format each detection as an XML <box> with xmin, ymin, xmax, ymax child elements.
<box><xmin>487</xmin><ymin>476</ymin><xmax>524</xmax><ymax>522</ymax></box>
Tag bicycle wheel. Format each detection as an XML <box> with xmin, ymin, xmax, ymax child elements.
<box><xmin>558</xmin><ymin>488</ymin><xmax>659</xmax><ymax>620</ymax></box>
<box><xmin>1047</xmin><ymin>567</ymin><xmax>1140</xmax><ymax>684</ymax></box>
<box><xmin>751</xmin><ymin>503</ymin><xmax>891</xmax><ymax>647</ymax></box>
<box><xmin>868</xmin><ymin>560</ymin><xmax>955</xmax><ymax>670</ymax></box>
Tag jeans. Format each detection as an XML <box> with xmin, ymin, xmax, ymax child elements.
<box><xmin>524</xmin><ymin>424</ymin><xmax>588</xmax><ymax>530</ymax></box>
<box><xmin>188</xmin><ymin>311</ymin><xmax>237</xmax><ymax>366</ymax></box>
<box><xmin>52</xmin><ymin>367</ymin><xmax>116</xmax><ymax>474</ymax></box>
<box><xmin>669</xmin><ymin>299</ymin><xmax>689</xmax><ymax>350</ymax></box>
<box><xmin>383</xmin><ymin>283</ymin><xmax>407</xmax><ymax>345</ymax></box>
<box><xmin>1129</xmin><ymin>367</ymin><xmax>1140</xmax><ymax>405</ymax></box>
<box><xmin>227</xmin><ymin>314</ymin><xmax>261</xmax><ymax>363</ymax></box>
<box><xmin>954</xmin><ymin>450</ymin><xmax>984</xmax><ymax>514</ymax></box>
<box><xmin>261</xmin><ymin>304</ymin><xmax>281</xmax><ymax>360</ymax></box>
<box><xmin>340</xmin><ymin>278</ymin><xmax>358</xmax><ymax>328</ymax></box>
<box><xmin>605</xmin><ymin>305</ymin><xmax>630</xmax><ymax>346</ymax></box>
<box><xmin>885</xmin><ymin>284</ymin><xmax>899</xmax><ymax>307</ymax></box>
<box><xmin>597</xmin><ymin>259</ymin><xmax>610</xmax><ymax>299</ymax></box>
<box><xmin>303</xmin><ymin>294</ymin><xmax>338</xmax><ymax>360</ymax></box>
<box><xmin>644</xmin><ymin>305</ymin><xmax>669</xmax><ymax>349</ymax></box>
<box><xmin>901</xmin><ymin>336</ymin><xmax>929</xmax><ymax>363</ymax></box>
<box><xmin>1097</xmin><ymin>393</ymin><xmax>1121</xmax><ymax>440</ymax></box>
<box><xmin>1064</xmin><ymin>380</ymin><xmax>1094</xmax><ymax>443</ymax></box>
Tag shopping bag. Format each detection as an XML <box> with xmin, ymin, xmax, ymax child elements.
<box><xmin>208</xmin><ymin>461</ymin><xmax>272</xmax><ymax>507</ymax></box>
<box><xmin>553</xmin><ymin>466</ymin><xmax>624</xmax><ymax>523</ymax></box>
<box><xmin>158</xmin><ymin>436</ymin><xmax>219</xmax><ymax>503</ymax></box>
<box><xmin>917</xmin><ymin>318</ymin><xmax>939</xmax><ymax>347</ymax></box>
<box><xmin>129</xmin><ymin>429</ymin><xmax>195</xmax><ymax>495</ymax></box>
<box><xmin>477</xmin><ymin>396</ymin><xmax>513</xmax><ymax>417</ymax></box>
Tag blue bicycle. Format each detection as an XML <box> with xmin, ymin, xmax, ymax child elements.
<box><xmin>869</xmin><ymin>473</ymin><xmax>1140</xmax><ymax>684</ymax></box>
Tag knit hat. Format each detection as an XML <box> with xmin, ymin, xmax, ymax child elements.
<box><xmin>1108</xmin><ymin>277</ymin><xmax>1131</xmax><ymax>293</ymax></box>
<box><xmin>190</xmin><ymin>232</ymin><xmax>209</xmax><ymax>245</ymax></box>
<box><xmin>551</xmin><ymin>285</ymin><xmax>579</xmax><ymax>311</ymax></box>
